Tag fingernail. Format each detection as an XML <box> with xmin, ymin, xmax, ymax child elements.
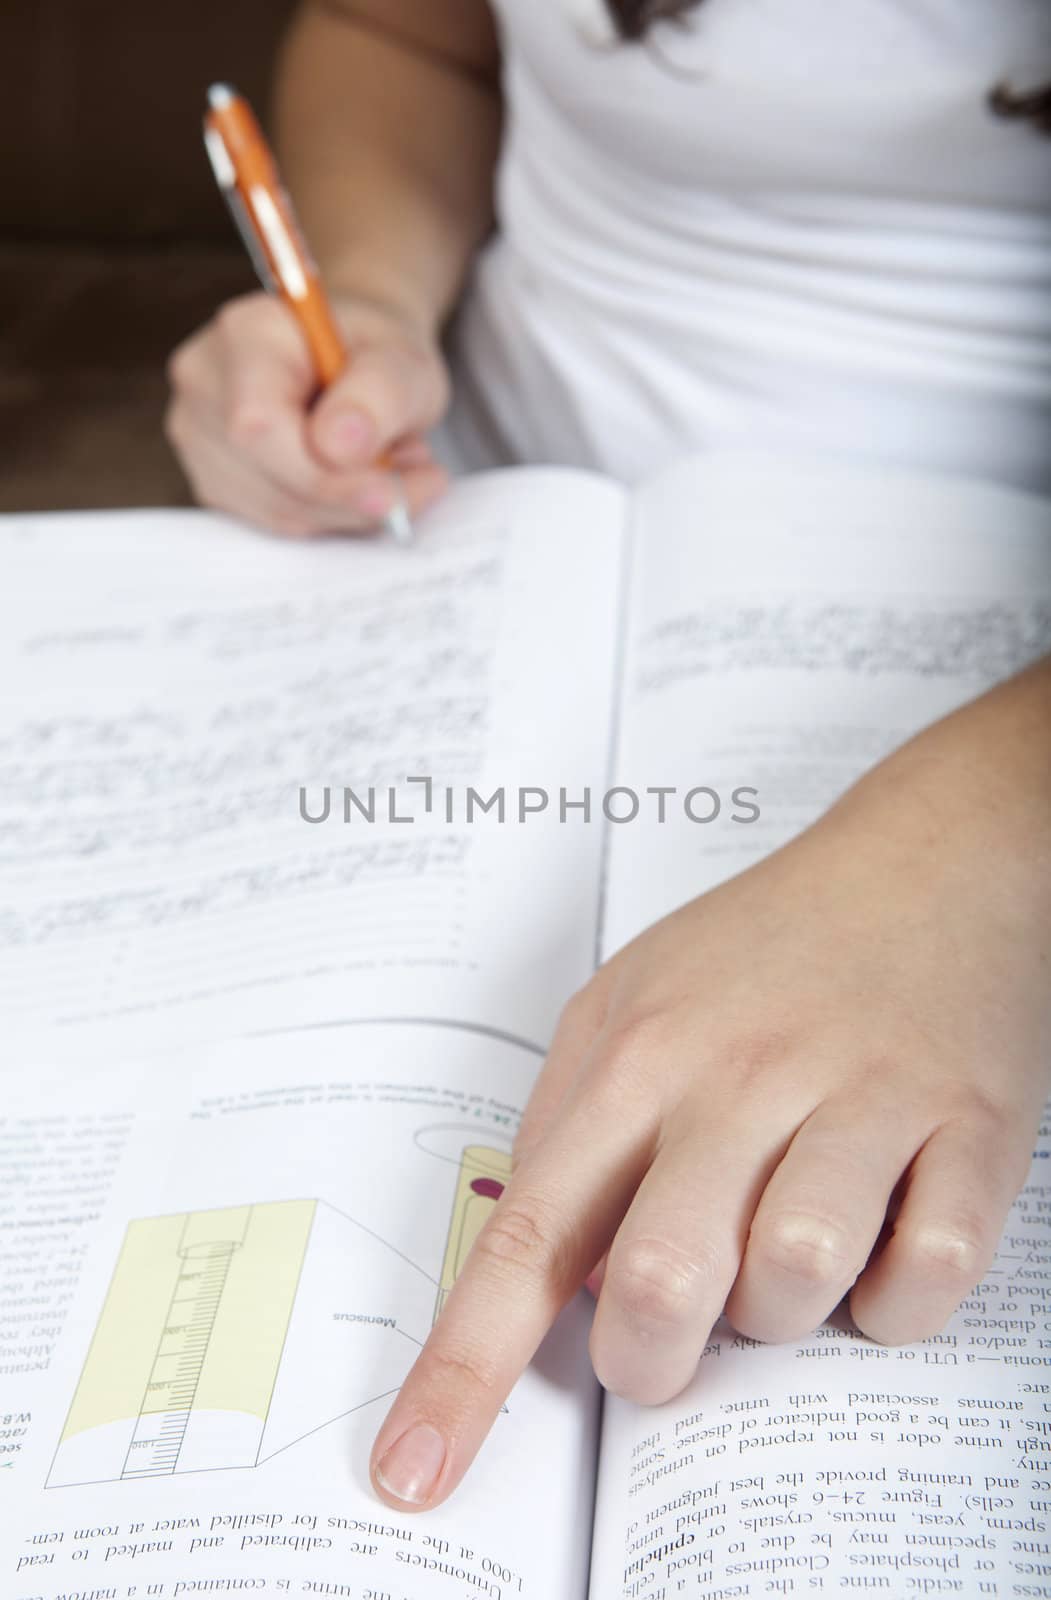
<box><xmin>326</xmin><ymin>408</ymin><xmax>375</xmax><ymax>461</ymax></box>
<box><xmin>374</xmin><ymin>1424</ymin><xmax>446</xmax><ymax>1505</ymax></box>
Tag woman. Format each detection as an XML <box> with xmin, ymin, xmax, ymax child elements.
<box><xmin>166</xmin><ymin>0</ymin><xmax>1051</xmax><ymax>1513</ymax></box>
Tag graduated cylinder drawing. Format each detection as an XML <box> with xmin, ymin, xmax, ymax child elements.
<box><xmin>48</xmin><ymin>1135</ymin><xmax>511</xmax><ymax>1489</ymax></box>
<box><xmin>49</xmin><ymin>1201</ymin><xmax>315</xmax><ymax>1486</ymax></box>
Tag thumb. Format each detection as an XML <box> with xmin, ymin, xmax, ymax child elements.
<box><xmin>307</xmin><ymin>339</ymin><xmax>449</xmax><ymax>470</ymax></box>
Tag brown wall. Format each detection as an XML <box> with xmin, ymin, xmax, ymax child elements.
<box><xmin>0</xmin><ymin>0</ymin><xmax>298</xmax><ymax>243</ymax></box>
<box><xmin>1</xmin><ymin>0</ymin><xmax>301</xmax><ymax>509</ymax></box>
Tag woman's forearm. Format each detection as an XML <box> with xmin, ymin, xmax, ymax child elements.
<box><xmin>832</xmin><ymin>651</ymin><xmax>1051</xmax><ymax>948</ymax></box>
<box><xmin>273</xmin><ymin>0</ymin><xmax>502</xmax><ymax>338</ymax></box>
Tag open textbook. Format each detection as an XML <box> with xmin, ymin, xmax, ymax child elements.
<box><xmin>2</xmin><ymin>453</ymin><xmax>1051</xmax><ymax>1599</ymax></box>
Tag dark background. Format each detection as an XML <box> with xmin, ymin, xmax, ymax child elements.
<box><xmin>0</xmin><ymin>0</ymin><xmax>298</xmax><ymax>510</ymax></box>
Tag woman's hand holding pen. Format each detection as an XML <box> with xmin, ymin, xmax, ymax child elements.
<box><xmin>165</xmin><ymin>291</ymin><xmax>451</xmax><ymax>538</ymax></box>
<box><xmin>368</xmin><ymin>660</ymin><xmax>1051</xmax><ymax>1514</ymax></box>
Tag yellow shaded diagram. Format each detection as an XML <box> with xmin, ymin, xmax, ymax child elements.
<box><xmin>49</xmin><ymin>1141</ymin><xmax>513</xmax><ymax>1489</ymax></box>
<box><xmin>49</xmin><ymin>1201</ymin><xmax>315</xmax><ymax>1485</ymax></box>
<box><xmin>434</xmin><ymin>1146</ymin><xmax>512</xmax><ymax>1325</ymax></box>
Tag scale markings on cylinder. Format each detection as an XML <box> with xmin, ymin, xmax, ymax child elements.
<box><xmin>122</xmin><ymin>1238</ymin><xmax>240</xmax><ymax>1478</ymax></box>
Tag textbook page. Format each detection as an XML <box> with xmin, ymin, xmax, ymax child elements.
<box><xmin>603</xmin><ymin>451</ymin><xmax>1051</xmax><ymax>953</ymax></box>
<box><xmin>589</xmin><ymin>454</ymin><xmax>1051</xmax><ymax>1596</ymax></box>
<box><xmin>0</xmin><ymin>468</ymin><xmax>625</xmax><ymax>1060</ymax></box>
<box><xmin>4</xmin><ymin>1024</ymin><xmax>600</xmax><ymax>1600</ymax></box>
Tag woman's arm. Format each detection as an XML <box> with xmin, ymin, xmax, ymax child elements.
<box><xmin>369</xmin><ymin>655</ymin><xmax>1051</xmax><ymax>1510</ymax></box>
<box><xmin>274</xmin><ymin>0</ymin><xmax>503</xmax><ymax>340</ymax></box>
<box><xmin>166</xmin><ymin>0</ymin><xmax>501</xmax><ymax>535</ymax></box>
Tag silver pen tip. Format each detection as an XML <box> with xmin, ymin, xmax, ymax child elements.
<box><xmin>207</xmin><ymin>83</ymin><xmax>236</xmax><ymax>111</ymax></box>
<box><xmin>385</xmin><ymin>500</ymin><xmax>414</xmax><ymax>547</ymax></box>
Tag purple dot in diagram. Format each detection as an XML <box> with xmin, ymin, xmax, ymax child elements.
<box><xmin>470</xmin><ymin>1177</ymin><xmax>505</xmax><ymax>1200</ymax></box>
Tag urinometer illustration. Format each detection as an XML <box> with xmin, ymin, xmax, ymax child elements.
<box><xmin>48</xmin><ymin>1128</ymin><xmax>510</xmax><ymax>1488</ymax></box>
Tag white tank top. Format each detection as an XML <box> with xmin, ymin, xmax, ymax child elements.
<box><xmin>445</xmin><ymin>0</ymin><xmax>1051</xmax><ymax>490</ymax></box>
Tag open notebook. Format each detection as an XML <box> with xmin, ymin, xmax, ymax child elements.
<box><xmin>3</xmin><ymin>453</ymin><xmax>1050</xmax><ymax>1598</ymax></box>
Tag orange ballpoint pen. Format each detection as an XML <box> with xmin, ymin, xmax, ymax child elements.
<box><xmin>203</xmin><ymin>83</ymin><xmax>413</xmax><ymax>544</ymax></box>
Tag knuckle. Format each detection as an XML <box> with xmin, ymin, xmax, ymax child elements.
<box><xmin>594</xmin><ymin>1009</ymin><xmax>673</xmax><ymax>1093</ymax></box>
<box><xmin>215</xmin><ymin>294</ymin><xmax>266</xmax><ymax>340</ymax></box>
<box><xmin>558</xmin><ymin>987</ymin><xmax>592</xmax><ymax>1031</ymax></box>
<box><xmin>957</xmin><ymin>1086</ymin><xmax>1017</xmax><ymax>1144</ymax></box>
<box><xmin>608</xmin><ymin>1237</ymin><xmax>704</xmax><ymax>1326</ymax></box>
<box><xmin>721</xmin><ymin>1027</ymin><xmax>798</xmax><ymax>1089</ymax></box>
<box><xmin>165</xmin><ymin>340</ymin><xmax>198</xmax><ymax>392</ymax></box>
<box><xmin>955</xmin><ymin>1097</ymin><xmax>1033</xmax><ymax>1197</ymax></box>
<box><xmin>557</xmin><ymin>983</ymin><xmax>605</xmax><ymax>1040</ymax></box>
<box><xmin>754</xmin><ymin>1211</ymin><xmax>853</xmax><ymax>1288</ymax></box>
<box><xmin>902</xmin><ymin>1217</ymin><xmax>987</xmax><ymax>1282</ymax></box>
<box><xmin>422</xmin><ymin>1339</ymin><xmax>501</xmax><ymax>1406</ymax></box>
<box><xmin>473</xmin><ymin>1199</ymin><xmax>573</xmax><ymax>1290</ymax></box>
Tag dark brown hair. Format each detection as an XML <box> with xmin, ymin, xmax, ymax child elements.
<box><xmin>605</xmin><ymin>0</ymin><xmax>699</xmax><ymax>40</ymax></box>
<box><xmin>606</xmin><ymin>0</ymin><xmax>1051</xmax><ymax>134</ymax></box>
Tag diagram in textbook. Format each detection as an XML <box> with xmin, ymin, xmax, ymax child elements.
<box><xmin>434</xmin><ymin>1143</ymin><xmax>511</xmax><ymax>1325</ymax></box>
<box><xmin>47</xmin><ymin>1134</ymin><xmax>511</xmax><ymax>1490</ymax></box>
<box><xmin>49</xmin><ymin>1201</ymin><xmax>314</xmax><ymax>1486</ymax></box>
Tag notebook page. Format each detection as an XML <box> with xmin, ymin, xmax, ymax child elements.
<box><xmin>3</xmin><ymin>1025</ymin><xmax>599</xmax><ymax>1599</ymax></box>
<box><xmin>589</xmin><ymin>454</ymin><xmax>1051</xmax><ymax>1595</ymax></box>
<box><xmin>0</xmin><ymin>467</ymin><xmax>625</xmax><ymax>1060</ymax></box>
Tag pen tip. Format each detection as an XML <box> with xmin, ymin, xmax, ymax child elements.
<box><xmin>207</xmin><ymin>82</ymin><xmax>236</xmax><ymax>110</ymax></box>
<box><xmin>385</xmin><ymin>501</ymin><xmax>415</xmax><ymax>547</ymax></box>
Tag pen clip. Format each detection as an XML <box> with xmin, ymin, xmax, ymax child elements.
<box><xmin>203</xmin><ymin>126</ymin><xmax>278</xmax><ymax>294</ymax></box>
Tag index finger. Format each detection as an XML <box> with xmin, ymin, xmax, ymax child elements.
<box><xmin>369</xmin><ymin>1085</ymin><xmax>649</xmax><ymax>1510</ymax></box>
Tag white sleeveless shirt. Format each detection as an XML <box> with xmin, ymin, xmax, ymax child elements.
<box><xmin>444</xmin><ymin>0</ymin><xmax>1051</xmax><ymax>490</ymax></box>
